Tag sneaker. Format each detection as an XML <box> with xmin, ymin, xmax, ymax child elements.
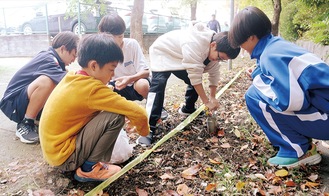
<box><xmin>178</xmin><ymin>105</ymin><xmax>196</xmax><ymax>116</ymax></box>
<box><xmin>136</xmin><ymin>132</ymin><xmax>153</xmax><ymax>147</ymax></box>
<box><xmin>267</xmin><ymin>144</ymin><xmax>322</xmax><ymax>168</ymax></box>
<box><xmin>321</xmin><ymin>140</ymin><xmax>329</xmax><ymax>149</ymax></box>
<box><xmin>16</xmin><ymin>118</ymin><xmax>39</xmax><ymax>144</ymax></box>
<box><xmin>178</xmin><ymin>105</ymin><xmax>204</xmax><ymax>116</ymax></box>
<box><xmin>161</xmin><ymin>108</ymin><xmax>169</xmax><ymax>120</ymax></box>
<box><xmin>74</xmin><ymin>162</ymin><xmax>121</xmax><ymax>182</ymax></box>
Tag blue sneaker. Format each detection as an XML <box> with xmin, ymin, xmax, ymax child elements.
<box><xmin>267</xmin><ymin>144</ymin><xmax>321</xmax><ymax>168</ymax></box>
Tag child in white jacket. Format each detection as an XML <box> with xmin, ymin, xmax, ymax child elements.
<box><xmin>137</xmin><ymin>23</ymin><xmax>240</xmax><ymax>146</ymax></box>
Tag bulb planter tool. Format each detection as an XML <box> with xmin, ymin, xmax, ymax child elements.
<box><xmin>206</xmin><ymin>109</ymin><xmax>217</xmax><ymax>136</ymax></box>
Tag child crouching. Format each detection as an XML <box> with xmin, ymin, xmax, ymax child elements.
<box><xmin>39</xmin><ymin>33</ymin><xmax>150</xmax><ymax>182</ymax></box>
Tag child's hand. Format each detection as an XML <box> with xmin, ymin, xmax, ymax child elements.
<box><xmin>114</xmin><ymin>80</ymin><xmax>124</xmax><ymax>90</ymax></box>
<box><xmin>246</xmin><ymin>66</ymin><xmax>254</xmax><ymax>80</ymax></box>
<box><xmin>115</xmin><ymin>77</ymin><xmax>130</xmax><ymax>90</ymax></box>
<box><xmin>124</xmin><ymin>118</ymin><xmax>136</xmax><ymax>133</ymax></box>
<box><xmin>205</xmin><ymin>99</ymin><xmax>219</xmax><ymax>112</ymax></box>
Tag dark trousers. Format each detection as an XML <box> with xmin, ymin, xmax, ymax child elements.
<box><xmin>146</xmin><ymin>70</ymin><xmax>198</xmax><ymax>131</ymax></box>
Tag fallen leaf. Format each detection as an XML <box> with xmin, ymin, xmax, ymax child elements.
<box><xmin>220</xmin><ymin>143</ymin><xmax>231</xmax><ymax>148</ymax></box>
<box><xmin>209</xmin><ymin>158</ymin><xmax>221</xmax><ymax>164</ymax></box>
<box><xmin>240</xmin><ymin>144</ymin><xmax>248</xmax><ymax>151</ymax></box>
<box><xmin>198</xmin><ymin>171</ymin><xmax>209</xmax><ymax>179</ymax></box>
<box><xmin>268</xmin><ymin>185</ymin><xmax>282</xmax><ymax>195</ymax></box>
<box><xmin>67</xmin><ymin>189</ymin><xmax>85</xmax><ymax>196</ymax></box>
<box><xmin>255</xmin><ymin>173</ymin><xmax>267</xmax><ymax>181</ymax></box>
<box><xmin>254</xmin><ymin>188</ymin><xmax>266</xmax><ymax>195</ymax></box>
<box><xmin>271</xmin><ymin>176</ymin><xmax>282</xmax><ymax>185</ymax></box>
<box><xmin>153</xmin><ymin>147</ymin><xmax>164</xmax><ymax>153</ymax></box>
<box><xmin>177</xmin><ymin>184</ymin><xmax>189</xmax><ymax>195</ymax></box>
<box><xmin>234</xmin><ymin>129</ymin><xmax>241</xmax><ymax>138</ymax></box>
<box><xmin>304</xmin><ymin>181</ymin><xmax>320</xmax><ymax>188</ymax></box>
<box><xmin>160</xmin><ymin>172</ymin><xmax>175</xmax><ymax>180</ymax></box>
<box><xmin>217</xmin><ymin>186</ymin><xmax>227</xmax><ymax>192</ymax></box>
<box><xmin>205</xmin><ymin>183</ymin><xmax>216</xmax><ymax>191</ymax></box>
<box><xmin>285</xmin><ymin>180</ymin><xmax>296</xmax><ymax>187</ymax></box>
<box><xmin>252</xmin><ymin>134</ymin><xmax>264</xmax><ymax>143</ymax></box>
<box><xmin>275</xmin><ymin>169</ymin><xmax>288</xmax><ymax>177</ymax></box>
<box><xmin>217</xmin><ymin>128</ymin><xmax>225</xmax><ymax>137</ymax></box>
<box><xmin>307</xmin><ymin>173</ymin><xmax>318</xmax><ymax>182</ymax></box>
<box><xmin>265</xmin><ymin>171</ymin><xmax>276</xmax><ymax>180</ymax></box>
<box><xmin>136</xmin><ymin>187</ymin><xmax>148</xmax><ymax>196</ymax></box>
<box><xmin>209</xmin><ymin>136</ymin><xmax>218</xmax><ymax>143</ymax></box>
<box><xmin>236</xmin><ymin>181</ymin><xmax>245</xmax><ymax>191</ymax></box>
<box><xmin>181</xmin><ymin>164</ymin><xmax>201</xmax><ymax>179</ymax></box>
<box><xmin>161</xmin><ymin>190</ymin><xmax>180</xmax><ymax>196</ymax></box>
<box><xmin>33</xmin><ymin>189</ymin><xmax>55</xmax><ymax>196</ymax></box>
<box><xmin>173</xmin><ymin>103</ymin><xmax>180</xmax><ymax>109</ymax></box>
<box><xmin>224</xmin><ymin>173</ymin><xmax>234</xmax><ymax>179</ymax></box>
<box><xmin>154</xmin><ymin>158</ymin><xmax>162</xmax><ymax>165</ymax></box>
<box><xmin>246</xmin><ymin>174</ymin><xmax>257</xmax><ymax>180</ymax></box>
<box><xmin>248</xmin><ymin>158</ymin><xmax>257</xmax><ymax>167</ymax></box>
<box><xmin>300</xmin><ymin>184</ymin><xmax>307</xmax><ymax>191</ymax></box>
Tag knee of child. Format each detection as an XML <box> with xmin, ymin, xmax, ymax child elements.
<box><xmin>245</xmin><ymin>86</ymin><xmax>259</xmax><ymax>105</ymax></box>
<box><xmin>37</xmin><ymin>75</ymin><xmax>56</xmax><ymax>89</ymax></box>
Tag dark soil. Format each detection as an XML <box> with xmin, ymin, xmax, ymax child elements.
<box><xmin>1</xmin><ymin>57</ymin><xmax>328</xmax><ymax>195</ymax></box>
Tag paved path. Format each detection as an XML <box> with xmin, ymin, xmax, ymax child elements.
<box><xmin>0</xmin><ymin>58</ymin><xmax>328</xmax><ymax>191</ymax></box>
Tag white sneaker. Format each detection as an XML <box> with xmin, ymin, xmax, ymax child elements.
<box><xmin>161</xmin><ymin>108</ymin><xmax>169</xmax><ymax>120</ymax></box>
<box><xmin>136</xmin><ymin>133</ymin><xmax>153</xmax><ymax>147</ymax></box>
<box><xmin>321</xmin><ymin>140</ymin><xmax>329</xmax><ymax>149</ymax></box>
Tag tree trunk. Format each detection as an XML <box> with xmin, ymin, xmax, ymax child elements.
<box><xmin>272</xmin><ymin>0</ymin><xmax>281</xmax><ymax>36</ymax></box>
<box><xmin>190</xmin><ymin>1</ymin><xmax>197</xmax><ymax>21</ymax></box>
<box><xmin>130</xmin><ymin>0</ymin><xmax>144</xmax><ymax>51</ymax></box>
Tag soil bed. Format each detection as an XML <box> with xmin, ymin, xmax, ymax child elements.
<box><xmin>0</xmin><ymin>58</ymin><xmax>328</xmax><ymax>195</ymax></box>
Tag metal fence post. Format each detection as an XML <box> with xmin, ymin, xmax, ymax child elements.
<box><xmin>2</xmin><ymin>8</ymin><xmax>7</xmax><ymax>35</ymax></box>
<box><xmin>58</xmin><ymin>16</ymin><xmax>62</xmax><ymax>32</ymax></box>
<box><xmin>228</xmin><ymin>0</ymin><xmax>234</xmax><ymax>70</ymax></box>
<box><xmin>45</xmin><ymin>3</ymin><xmax>49</xmax><ymax>36</ymax></box>
<box><xmin>78</xmin><ymin>1</ymin><xmax>81</xmax><ymax>34</ymax></box>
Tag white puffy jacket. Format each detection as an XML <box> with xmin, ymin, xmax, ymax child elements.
<box><xmin>149</xmin><ymin>23</ymin><xmax>220</xmax><ymax>86</ymax></box>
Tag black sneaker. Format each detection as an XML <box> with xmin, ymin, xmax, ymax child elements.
<box><xmin>136</xmin><ymin>132</ymin><xmax>153</xmax><ymax>147</ymax></box>
<box><xmin>16</xmin><ymin>118</ymin><xmax>39</xmax><ymax>144</ymax></box>
<box><xmin>178</xmin><ymin>105</ymin><xmax>205</xmax><ymax>116</ymax></box>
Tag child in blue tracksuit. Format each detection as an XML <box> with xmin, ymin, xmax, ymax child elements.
<box><xmin>228</xmin><ymin>6</ymin><xmax>329</xmax><ymax>168</ymax></box>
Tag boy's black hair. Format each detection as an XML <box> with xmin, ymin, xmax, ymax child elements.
<box><xmin>228</xmin><ymin>6</ymin><xmax>272</xmax><ymax>48</ymax></box>
<box><xmin>52</xmin><ymin>31</ymin><xmax>79</xmax><ymax>52</ymax></box>
<box><xmin>213</xmin><ymin>31</ymin><xmax>241</xmax><ymax>59</ymax></box>
<box><xmin>98</xmin><ymin>14</ymin><xmax>126</xmax><ymax>35</ymax></box>
<box><xmin>78</xmin><ymin>33</ymin><xmax>124</xmax><ymax>68</ymax></box>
